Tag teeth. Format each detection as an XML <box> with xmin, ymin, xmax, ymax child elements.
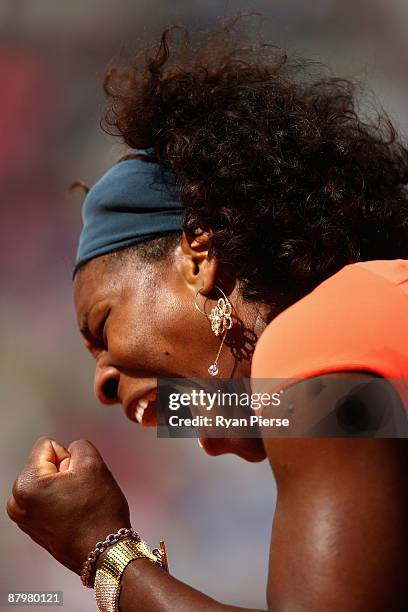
<box><xmin>129</xmin><ymin>394</ymin><xmax>156</xmax><ymax>424</ymax></box>
<box><xmin>133</xmin><ymin>398</ymin><xmax>150</xmax><ymax>423</ymax></box>
<box><xmin>135</xmin><ymin>406</ymin><xmax>145</xmax><ymax>424</ymax></box>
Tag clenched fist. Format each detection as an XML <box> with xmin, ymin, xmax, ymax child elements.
<box><xmin>7</xmin><ymin>437</ymin><xmax>131</xmax><ymax>575</ymax></box>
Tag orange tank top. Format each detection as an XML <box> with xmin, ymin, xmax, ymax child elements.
<box><xmin>251</xmin><ymin>260</ymin><xmax>408</xmax><ymax>409</ymax></box>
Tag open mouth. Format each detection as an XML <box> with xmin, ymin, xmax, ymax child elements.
<box><xmin>126</xmin><ymin>389</ymin><xmax>157</xmax><ymax>426</ymax></box>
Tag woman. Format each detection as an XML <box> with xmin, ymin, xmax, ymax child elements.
<box><xmin>7</xmin><ymin>23</ymin><xmax>408</xmax><ymax>611</ymax></box>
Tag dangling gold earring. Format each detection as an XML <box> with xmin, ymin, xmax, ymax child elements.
<box><xmin>194</xmin><ymin>285</ymin><xmax>234</xmax><ymax>376</ymax></box>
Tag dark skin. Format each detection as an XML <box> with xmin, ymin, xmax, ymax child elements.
<box><xmin>7</xmin><ymin>232</ymin><xmax>408</xmax><ymax>611</ymax></box>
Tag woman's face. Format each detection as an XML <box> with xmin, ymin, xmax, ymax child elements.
<box><xmin>73</xmin><ymin>236</ymin><xmax>266</xmax><ymax>462</ymax></box>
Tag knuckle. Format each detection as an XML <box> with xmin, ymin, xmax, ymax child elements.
<box><xmin>81</xmin><ymin>455</ymin><xmax>98</xmax><ymax>471</ymax></box>
<box><xmin>12</xmin><ymin>475</ymin><xmax>35</xmax><ymax>504</ymax></box>
<box><xmin>83</xmin><ymin>438</ymin><xmax>101</xmax><ymax>457</ymax></box>
<box><xmin>68</xmin><ymin>438</ymin><xmax>92</xmax><ymax>453</ymax></box>
<box><xmin>70</xmin><ymin>438</ymin><xmax>103</xmax><ymax>466</ymax></box>
<box><xmin>31</xmin><ymin>436</ymin><xmax>51</xmax><ymax>453</ymax></box>
<box><xmin>34</xmin><ymin>435</ymin><xmax>50</xmax><ymax>445</ymax></box>
<box><xmin>6</xmin><ymin>496</ymin><xmax>20</xmax><ymax>521</ymax></box>
<box><xmin>67</xmin><ymin>438</ymin><xmax>81</xmax><ymax>449</ymax></box>
<box><xmin>82</xmin><ymin>454</ymin><xmax>102</xmax><ymax>472</ymax></box>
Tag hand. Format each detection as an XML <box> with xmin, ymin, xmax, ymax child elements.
<box><xmin>6</xmin><ymin>437</ymin><xmax>131</xmax><ymax>575</ymax></box>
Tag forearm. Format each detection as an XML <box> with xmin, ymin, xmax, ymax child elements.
<box><xmin>119</xmin><ymin>558</ymin><xmax>266</xmax><ymax>612</ymax></box>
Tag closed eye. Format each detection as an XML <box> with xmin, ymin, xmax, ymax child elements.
<box><xmin>81</xmin><ymin>308</ymin><xmax>111</xmax><ymax>353</ymax></box>
<box><xmin>96</xmin><ymin>308</ymin><xmax>111</xmax><ymax>348</ymax></box>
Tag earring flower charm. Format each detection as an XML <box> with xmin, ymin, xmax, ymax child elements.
<box><xmin>209</xmin><ymin>298</ymin><xmax>233</xmax><ymax>336</ymax></box>
<box><xmin>194</xmin><ymin>287</ymin><xmax>234</xmax><ymax>376</ymax></box>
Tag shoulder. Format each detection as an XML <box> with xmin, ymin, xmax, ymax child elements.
<box><xmin>252</xmin><ymin>259</ymin><xmax>408</xmax><ymax>382</ymax></box>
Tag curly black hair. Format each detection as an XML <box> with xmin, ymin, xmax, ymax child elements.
<box><xmin>102</xmin><ymin>19</ymin><xmax>408</xmax><ymax>309</ymax></box>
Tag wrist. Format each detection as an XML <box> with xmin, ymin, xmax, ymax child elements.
<box><xmin>93</xmin><ymin>535</ymin><xmax>169</xmax><ymax>611</ymax></box>
<box><xmin>80</xmin><ymin>525</ymin><xmax>134</xmax><ymax>587</ymax></box>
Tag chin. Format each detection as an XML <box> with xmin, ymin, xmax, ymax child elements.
<box><xmin>199</xmin><ymin>438</ymin><xmax>267</xmax><ymax>462</ymax></box>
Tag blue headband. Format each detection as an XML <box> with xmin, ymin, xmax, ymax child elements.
<box><xmin>75</xmin><ymin>158</ymin><xmax>184</xmax><ymax>269</ymax></box>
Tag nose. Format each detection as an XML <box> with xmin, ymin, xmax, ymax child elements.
<box><xmin>94</xmin><ymin>363</ymin><xmax>120</xmax><ymax>405</ymax></box>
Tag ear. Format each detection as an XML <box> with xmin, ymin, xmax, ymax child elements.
<box><xmin>178</xmin><ymin>231</ymin><xmax>218</xmax><ymax>295</ymax></box>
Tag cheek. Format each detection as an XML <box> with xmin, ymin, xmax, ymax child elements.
<box><xmin>154</xmin><ymin>290</ymin><xmax>218</xmax><ymax>365</ymax></box>
<box><xmin>157</xmin><ymin>294</ymin><xmax>192</xmax><ymax>342</ymax></box>
<box><xmin>104</xmin><ymin>297</ymin><xmax>153</xmax><ymax>365</ymax></box>
<box><xmin>107</xmin><ymin>290</ymin><xmax>200</xmax><ymax>370</ymax></box>
<box><xmin>107</xmin><ymin>278</ymin><xmax>217</xmax><ymax>377</ymax></box>
<box><xmin>139</xmin><ymin>281</ymin><xmax>187</xmax><ymax>341</ymax></box>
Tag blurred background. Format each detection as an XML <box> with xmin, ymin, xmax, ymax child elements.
<box><xmin>1</xmin><ymin>1</ymin><xmax>408</xmax><ymax>610</ymax></box>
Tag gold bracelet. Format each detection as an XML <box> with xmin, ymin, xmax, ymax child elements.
<box><xmin>94</xmin><ymin>537</ymin><xmax>168</xmax><ymax>612</ymax></box>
